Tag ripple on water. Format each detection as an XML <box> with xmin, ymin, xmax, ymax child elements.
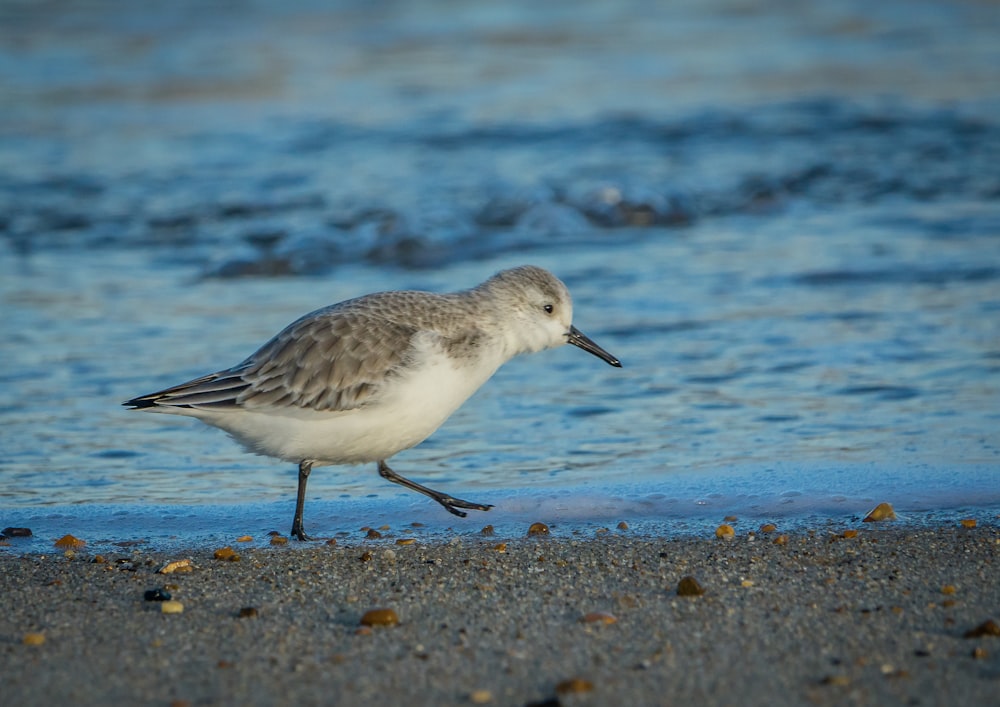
<box><xmin>2</xmin><ymin>3</ymin><xmax>999</xmax><ymax>531</ymax></box>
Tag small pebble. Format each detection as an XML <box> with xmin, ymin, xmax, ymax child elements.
<box><xmin>527</xmin><ymin>522</ymin><xmax>550</xmax><ymax>536</ymax></box>
<box><xmin>238</xmin><ymin>607</ymin><xmax>258</xmax><ymax>619</ymax></box>
<box><xmin>677</xmin><ymin>576</ymin><xmax>705</xmax><ymax>597</ymax></box>
<box><xmin>160</xmin><ymin>600</ymin><xmax>184</xmax><ymax>614</ymax></box>
<box><xmin>773</xmin><ymin>535</ymin><xmax>789</xmax><ymax>545</ymax></box>
<box><xmin>842</xmin><ymin>529</ymin><xmax>859</xmax><ymax>539</ymax></box>
<box><xmin>54</xmin><ymin>534</ymin><xmax>85</xmax><ymax>549</ymax></box>
<box><xmin>469</xmin><ymin>689</ymin><xmax>493</xmax><ymax>704</ymax></box>
<box><xmin>360</xmin><ymin>608</ymin><xmax>399</xmax><ymax>627</ymax></box>
<box><xmin>960</xmin><ymin>519</ymin><xmax>977</xmax><ymax>529</ymax></box>
<box><xmin>3</xmin><ymin>527</ymin><xmax>33</xmax><ymax>537</ymax></box>
<box><xmin>158</xmin><ymin>559</ymin><xmax>192</xmax><ymax>574</ymax></box>
<box><xmin>617</xmin><ymin>521</ymin><xmax>629</xmax><ymax>530</ymax></box>
<box><xmin>325</xmin><ymin>538</ymin><xmax>338</xmax><ymax>547</ymax></box>
<box><xmin>270</xmin><ymin>535</ymin><xmax>288</xmax><ymax>546</ymax></box>
<box><xmin>581</xmin><ymin>612</ymin><xmax>617</xmax><ymax>625</ymax></box>
<box><xmin>493</xmin><ymin>543</ymin><xmax>507</xmax><ymax>553</ymax></box>
<box><xmin>715</xmin><ymin>524</ymin><xmax>735</xmax><ymax>540</ymax></box>
<box><xmin>236</xmin><ymin>535</ymin><xmax>253</xmax><ymax>542</ymax></box>
<box><xmin>759</xmin><ymin>523</ymin><xmax>777</xmax><ymax>533</ymax></box>
<box><xmin>213</xmin><ymin>546</ymin><xmax>239</xmax><ymax>561</ymax></box>
<box><xmin>555</xmin><ymin>678</ymin><xmax>593</xmax><ymax>695</ymax></box>
<box><xmin>23</xmin><ymin>632</ymin><xmax>45</xmax><ymax>646</ymax></box>
<box><xmin>972</xmin><ymin>647</ymin><xmax>988</xmax><ymax>659</ymax></box>
<box><xmin>964</xmin><ymin>619</ymin><xmax>1000</xmax><ymax>638</ymax></box>
<box><xmin>144</xmin><ymin>588</ymin><xmax>172</xmax><ymax>602</ymax></box>
<box><xmin>480</xmin><ymin>525</ymin><xmax>495</xmax><ymax>536</ymax></box>
<box><xmin>723</xmin><ymin>515</ymin><xmax>738</xmax><ymax>522</ymax></box>
<box><xmin>821</xmin><ymin>675</ymin><xmax>850</xmax><ymax>687</ymax></box>
<box><xmin>396</xmin><ymin>538</ymin><xmax>415</xmax><ymax>546</ymax></box>
<box><xmin>366</xmin><ymin>529</ymin><xmax>383</xmax><ymax>539</ymax></box>
<box><xmin>863</xmin><ymin>502</ymin><xmax>896</xmax><ymax>522</ymax></box>
<box><xmin>941</xmin><ymin>585</ymin><xmax>957</xmax><ymax>595</ymax></box>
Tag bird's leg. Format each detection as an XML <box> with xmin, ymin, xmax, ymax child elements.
<box><xmin>291</xmin><ymin>460</ymin><xmax>315</xmax><ymax>541</ymax></box>
<box><xmin>377</xmin><ymin>460</ymin><xmax>493</xmax><ymax>517</ymax></box>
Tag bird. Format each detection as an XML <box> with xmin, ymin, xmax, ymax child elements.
<box><xmin>124</xmin><ymin>265</ymin><xmax>621</xmax><ymax>540</ymax></box>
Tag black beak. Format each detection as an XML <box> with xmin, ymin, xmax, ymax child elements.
<box><xmin>567</xmin><ymin>325</ymin><xmax>622</xmax><ymax>367</ymax></box>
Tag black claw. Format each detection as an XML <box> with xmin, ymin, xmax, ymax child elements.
<box><xmin>441</xmin><ymin>499</ymin><xmax>493</xmax><ymax>516</ymax></box>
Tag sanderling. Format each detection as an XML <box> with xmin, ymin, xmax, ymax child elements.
<box><xmin>124</xmin><ymin>265</ymin><xmax>621</xmax><ymax>540</ymax></box>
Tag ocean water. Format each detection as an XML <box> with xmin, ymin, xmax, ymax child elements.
<box><xmin>2</xmin><ymin>0</ymin><xmax>999</xmax><ymax>548</ymax></box>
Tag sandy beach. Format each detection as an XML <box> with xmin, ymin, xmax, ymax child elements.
<box><xmin>2</xmin><ymin>4</ymin><xmax>998</xmax><ymax>706</ymax></box>
<box><xmin>1</xmin><ymin>522</ymin><xmax>998</xmax><ymax>706</ymax></box>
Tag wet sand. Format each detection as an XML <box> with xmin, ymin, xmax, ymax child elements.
<box><xmin>2</xmin><ymin>523</ymin><xmax>998</xmax><ymax>706</ymax></box>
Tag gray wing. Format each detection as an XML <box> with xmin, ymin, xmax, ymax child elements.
<box><xmin>124</xmin><ymin>307</ymin><xmax>418</xmax><ymax>414</ymax></box>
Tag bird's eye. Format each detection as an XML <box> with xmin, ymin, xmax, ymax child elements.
<box><xmin>543</xmin><ymin>304</ymin><xmax>554</xmax><ymax>314</ymax></box>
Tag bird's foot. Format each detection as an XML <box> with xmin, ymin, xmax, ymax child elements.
<box><xmin>291</xmin><ymin>522</ymin><xmax>314</xmax><ymax>542</ymax></box>
<box><xmin>438</xmin><ymin>497</ymin><xmax>494</xmax><ymax>518</ymax></box>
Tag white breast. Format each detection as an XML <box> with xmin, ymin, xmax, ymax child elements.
<box><xmin>191</xmin><ymin>330</ymin><xmax>507</xmax><ymax>465</ymax></box>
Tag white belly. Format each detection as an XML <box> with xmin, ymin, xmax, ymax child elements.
<box><xmin>181</xmin><ymin>343</ymin><xmax>504</xmax><ymax>465</ymax></box>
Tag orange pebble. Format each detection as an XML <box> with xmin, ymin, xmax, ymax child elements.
<box><xmin>359</xmin><ymin>608</ymin><xmax>399</xmax><ymax>627</ymax></box>
<box><xmin>677</xmin><ymin>576</ymin><xmax>705</xmax><ymax>596</ymax></box>
<box><xmin>581</xmin><ymin>611</ymin><xmax>618</xmax><ymax>625</ymax></box>
<box><xmin>527</xmin><ymin>522</ymin><xmax>550</xmax><ymax>536</ymax></box>
<box><xmin>863</xmin><ymin>502</ymin><xmax>896</xmax><ymax>522</ymax></box>
<box><xmin>54</xmin><ymin>534</ymin><xmax>85</xmax><ymax>549</ymax></box>
<box><xmin>556</xmin><ymin>678</ymin><xmax>593</xmax><ymax>694</ymax></box>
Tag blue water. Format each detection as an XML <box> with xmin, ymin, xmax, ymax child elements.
<box><xmin>2</xmin><ymin>0</ymin><xmax>999</xmax><ymax>548</ymax></box>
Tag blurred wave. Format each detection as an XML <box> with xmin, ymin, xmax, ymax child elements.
<box><xmin>1</xmin><ymin>0</ymin><xmax>998</xmax><ymax>535</ymax></box>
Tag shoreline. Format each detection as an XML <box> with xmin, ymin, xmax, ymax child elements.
<box><xmin>4</xmin><ymin>475</ymin><xmax>1000</xmax><ymax>555</ymax></box>
<box><xmin>2</xmin><ymin>523</ymin><xmax>998</xmax><ymax>706</ymax></box>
